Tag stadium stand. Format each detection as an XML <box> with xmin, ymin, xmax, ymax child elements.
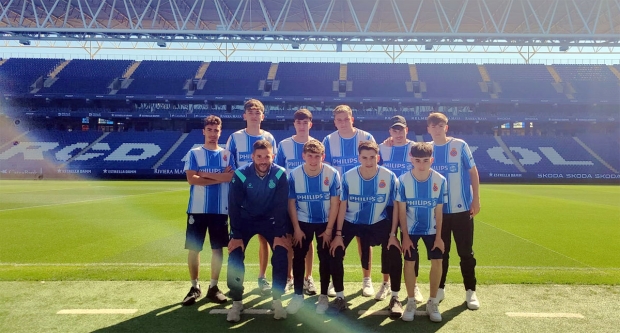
<box><xmin>484</xmin><ymin>64</ymin><xmax>561</xmax><ymax>101</ymax></box>
<box><xmin>552</xmin><ymin>65</ymin><xmax>620</xmax><ymax>102</ymax></box>
<box><xmin>416</xmin><ymin>63</ymin><xmax>489</xmax><ymax>100</ymax></box>
<box><xmin>346</xmin><ymin>63</ymin><xmax>411</xmax><ymax>98</ymax></box>
<box><xmin>500</xmin><ymin>135</ymin><xmax>612</xmax><ymax>174</ymax></box>
<box><xmin>459</xmin><ymin>135</ymin><xmax>523</xmax><ymax>175</ymax></box>
<box><xmin>122</xmin><ymin>60</ymin><xmax>202</xmax><ymax>96</ymax></box>
<box><xmin>0</xmin><ymin>58</ymin><xmax>62</xmax><ymax>94</ymax></box>
<box><xmin>270</xmin><ymin>62</ymin><xmax>340</xmax><ymax>98</ymax></box>
<box><xmin>199</xmin><ymin>61</ymin><xmax>271</xmax><ymax>96</ymax></box>
<box><xmin>577</xmin><ymin>134</ymin><xmax>620</xmax><ymax>171</ymax></box>
<box><xmin>40</xmin><ymin>59</ymin><xmax>132</xmax><ymax>95</ymax></box>
<box><xmin>66</xmin><ymin>131</ymin><xmax>182</xmax><ymax>170</ymax></box>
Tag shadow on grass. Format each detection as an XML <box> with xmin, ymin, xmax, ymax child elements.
<box><xmin>93</xmin><ymin>293</ymin><xmax>469</xmax><ymax>333</ymax></box>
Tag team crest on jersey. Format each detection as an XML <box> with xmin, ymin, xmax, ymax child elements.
<box><xmin>188</xmin><ymin>215</ymin><xmax>195</xmax><ymax>225</ymax></box>
<box><xmin>433</xmin><ymin>183</ymin><xmax>438</xmax><ymax>192</ymax></box>
<box><xmin>269</xmin><ymin>179</ymin><xmax>276</xmax><ymax>189</ymax></box>
<box><xmin>324</xmin><ymin>177</ymin><xmax>329</xmax><ymax>186</ymax></box>
<box><xmin>379</xmin><ymin>180</ymin><xmax>386</xmax><ymax>188</ymax></box>
<box><xmin>223</xmin><ymin>154</ymin><xmax>228</xmax><ymax>162</ymax></box>
<box><xmin>450</xmin><ymin>148</ymin><xmax>458</xmax><ymax>157</ymax></box>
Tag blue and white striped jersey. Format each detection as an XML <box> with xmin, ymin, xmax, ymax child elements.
<box><xmin>379</xmin><ymin>141</ymin><xmax>415</xmax><ymax>178</ymax></box>
<box><xmin>184</xmin><ymin>146</ymin><xmax>233</xmax><ymax>214</ymax></box>
<box><xmin>396</xmin><ymin>170</ymin><xmax>447</xmax><ymax>235</ymax></box>
<box><xmin>288</xmin><ymin>164</ymin><xmax>341</xmax><ymax>223</ymax></box>
<box><xmin>340</xmin><ymin>166</ymin><xmax>398</xmax><ymax>225</ymax></box>
<box><xmin>275</xmin><ymin>136</ymin><xmax>315</xmax><ymax>174</ymax></box>
<box><xmin>430</xmin><ymin>138</ymin><xmax>476</xmax><ymax>213</ymax></box>
<box><xmin>226</xmin><ymin>129</ymin><xmax>277</xmax><ymax>168</ymax></box>
<box><xmin>322</xmin><ymin>129</ymin><xmax>375</xmax><ymax>175</ymax></box>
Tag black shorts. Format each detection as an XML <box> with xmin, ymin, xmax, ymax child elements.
<box><xmin>403</xmin><ymin>234</ymin><xmax>443</xmax><ymax>261</ymax></box>
<box><xmin>184</xmin><ymin>213</ymin><xmax>229</xmax><ymax>251</ymax></box>
<box><xmin>342</xmin><ymin>218</ymin><xmax>391</xmax><ymax>248</ymax></box>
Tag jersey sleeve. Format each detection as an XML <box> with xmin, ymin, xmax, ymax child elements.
<box><xmin>461</xmin><ymin>142</ymin><xmax>476</xmax><ymax>170</ymax></box>
<box><xmin>322</xmin><ymin>136</ymin><xmax>333</xmax><ymax>165</ymax></box>
<box><xmin>275</xmin><ymin>143</ymin><xmax>286</xmax><ymax>167</ymax></box>
<box><xmin>226</xmin><ymin>135</ymin><xmax>238</xmax><ymax>168</ymax></box>
<box><xmin>288</xmin><ymin>172</ymin><xmax>296</xmax><ymax>199</ymax></box>
<box><xmin>340</xmin><ymin>174</ymin><xmax>349</xmax><ymax>201</ymax></box>
<box><xmin>183</xmin><ymin>150</ymin><xmax>197</xmax><ymax>172</ymax></box>
<box><xmin>439</xmin><ymin>177</ymin><xmax>448</xmax><ymax>204</ymax></box>
<box><xmin>390</xmin><ymin>173</ymin><xmax>399</xmax><ymax>204</ymax></box>
<box><xmin>330</xmin><ymin>171</ymin><xmax>341</xmax><ymax>197</ymax></box>
<box><xmin>396</xmin><ymin>176</ymin><xmax>405</xmax><ymax>202</ymax></box>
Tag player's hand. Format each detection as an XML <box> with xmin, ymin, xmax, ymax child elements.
<box><xmin>330</xmin><ymin>236</ymin><xmax>344</xmax><ymax>257</ymax></box>
<box><xmin>382</xmin><ymin>137</ymin><xmax>394</xmax><ymax>147</ymax></box>
<box><xmin>228</xmin><ymin>238</ymin><xmax>245</xmax><ymax>254</ymax></box>
<box><xmin>470</xmin><ymin>197</ymin><xmax>481</xmax><ymax>217</ymax></box>
<box><xmin>431</xmin><ymin>238</ymin><xmax>445</xmax><ymax>254</ymax></box>
<box><xmin>387</xmin><ymin>235</ymin><xmax>401</xmax><ymax>251</ymax></box>
<box><xmin>273</xmin><ymin>235</ymin><xmax>292</xmax><ymax>252</ymax></box>
<box><xmin>318</xmin><ymin>229</ymin><xmax>332</xmax><ymax>249</ymax></box>
<box><xmin>223</xmin><ymin>165</ymin><xmax>233</xmax><ymax>173</ymax></box>
<box><xmin>401</xmin><ymin>236</ymin><xmax>414</xmax><ymax>258</ymax></box>
<box><xmin>292</xmin><ymin>227</ymin><xmax>306</xmax><ymax>248</ymax></box>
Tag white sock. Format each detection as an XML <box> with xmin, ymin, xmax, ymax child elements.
<box><xmin>336</xmin><ymin>291</ymin><xmax>345</xmax><ymax>299</ymax></box>
<box><xmin>391</xmin><ymin>291</ymin><xmax>399</xmax><ymax>298</ymax></box>
<box><xmin>429</xmin><ymin>297</ymin><xmax>438</xmax><ymax>304</ymax></box>
<box><xmin>363</xmin><ymin>277</ymin><xmax>371</xmax><ymax>282</ymax></box>
<box><xmin>209</xmin><ymin>279</ymin><xmax>217</xmax><ymax>288</ymax></box>
<box><xmin>191</xmin><ymin>279</ymin><xmax>199</xmax><ymax>289</ymax></box>
<box><xmin>408</xmin><ymin>297</ymin><xmax>416</xmax><ymax>304</ymax></box>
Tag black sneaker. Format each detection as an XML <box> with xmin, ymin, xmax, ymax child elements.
<box><xmin>388</xmin><ymin>296</ymin><xmax>404</xmax><ymax>318</ymax></box>
<box><xmin>182</xmin><ymin>286</ymin><xmax>201</xmax><ymax>306</ymax></box>
<box><xmin>206</xmin><ymin>285</ymin><xmax>227</xmax><ymax>304</ymax></box>
<box><xmin>258</xmin><ymin>278</ymin><xmax>272</xmax><ymax>296</ymax></box>
<box><xmin>326</xmin><ymin>297</ymin><xmax>348</xmax><ymax>315</ymax></box>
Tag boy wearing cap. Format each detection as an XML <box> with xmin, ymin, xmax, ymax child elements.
<box><xmin>376</xmin><ymin>116</ymin><xmax>424</xmax><ymax>303</ymax></box>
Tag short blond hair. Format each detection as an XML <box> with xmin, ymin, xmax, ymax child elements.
<box><xmin>332</xmin><ymin>105</ymin><xmax>353</xmax><ymax>117</ymax></box>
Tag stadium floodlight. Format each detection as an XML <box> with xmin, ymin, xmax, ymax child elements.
<box><xmin>559</xmin><ymin>45</ymin><xmax>569</xmax><ymax>52</ymax></box>
<box><xmin>425</xmin><ymin>44</ymin><xmax>433</xmax><ymax>50</ymax></box>
<box><xmin>19</xmin><ymin>38</ymin><xmax>30</xmax><ymax>46</ymax></box>
<box><xmin>157</xmin><ymin>41</ymin><xmax>166</xmax><ymax>48</ymax></box>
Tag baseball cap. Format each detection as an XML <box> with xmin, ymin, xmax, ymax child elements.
<box><xmin>390</xmin><ymin>115</ymin><xmax>407</xmax><ymax>128</ymax></box>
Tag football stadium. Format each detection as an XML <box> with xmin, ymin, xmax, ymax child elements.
<box><xmin>0</xmin><ymin>1</ymin><xmax>619</xmax><ymax>332</ymax></box>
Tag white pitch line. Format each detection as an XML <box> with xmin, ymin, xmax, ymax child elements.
<box><xmin>358</xmin><ymin>310</ymin><xmax>428</xmax><ymax>316</ymax></box>
<box><xmin>505</xmin><ymin>312</ymin><xmax>584</xmax><ymax>318</ymax></box>
<box><xmin>0</xmin><ymin>189</ymin><xmax>184</xmax><ymax>213</ymax></box>
<box><xmin>2</xmin><ymin>262</ymin><xmax>617</xmax><ymax>270</ymax></box>
<box><xmin>57</xmin><ymin>309</ymin><xmax>137</xmax><ymax>315</ymax></box>
<box><xmin>1</xmin><ymin>185</ymin><xmax>108</xmax><ymax>194</ymax></box>
<box><xmin>210</xmin><ymin>309</ymin><xmax>272</xmax><ymax>315</ymax></box>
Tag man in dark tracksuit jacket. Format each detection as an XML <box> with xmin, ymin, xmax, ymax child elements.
<box><xmin>226</xmin><ymin>139</ymin><xmax>291</xmax><ymax>323</ymax></box>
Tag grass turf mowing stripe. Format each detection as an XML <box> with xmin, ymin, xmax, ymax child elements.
<box><xmin>57</xmin><ymin>309</ymin><xmax>138</xmax><ymax>314</ymax></box>
<box><xmin>0</xmin><ymin>188</ymin><xmax>184</xmax><ymax>212</ymax></box>
<box><xmin>505</xmin><ymin>312</ymin><xmax>584</xmax><ymax>318</ymax></box>
<box><xmin>358</xmin><ymin>310</ymin><xmax>428</xmax><ymax>316</ymax></box>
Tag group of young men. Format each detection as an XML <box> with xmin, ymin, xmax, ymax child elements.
<box><xmin>181</xmin><ymin>99</ymin><xmax>481</xmax><ymax>324</ymax></box>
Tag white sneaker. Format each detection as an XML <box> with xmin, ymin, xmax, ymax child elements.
<box><xmin>414</xmin><ymin>284</ymin><xmax>425</xmax><ymax>303</ymax></box>
<box><xmin>426</xmin><ymin>300</ymin><xmax>442</xmax><ymax>322</ymax></box>
<box><xmin>327</xmin><ymin>282</ymin><xmax>337</xmax><ymax>297</ymax></box>
<box><xmin>466</xmin><ymin>289</ymin><xmax>480</xmax><ymax>310</ymax></box>
<box><xmin>273</xmin><ymin>299</ymin><xmax>287</xmax><ymax>320</ymax></box>
<box><xmin>303</xmin><ymin>276</ymin><xmax>317</xmax><ymax>295</ymax></box>
<box><xmin>227</xmin><ymin>301</ymin><xmax>243</xmax><ymax>323</ymax></box>
<box><xmin>362</xmin><ymin>279</ymin><xmax>375</xmax><ymax>297</ymax></box>
<box><xmin>284</xmin><ymin>278</ymin><xmax>294</xmax><ymax>293</ymax></box>
<box><xmin>286</xmin><ymin>294</ymin><xmax>304</xmax><ymax>314</ymax></box>
<box><xmin>436</xmin><ymin>288</ymin><xmax>445</xmax><ymax>303</ymax></box>
<box><xmin>316</xmin><ymin>294</ymin><xmax>329</xmax><ymax>314</ymax></box>
<box><xmin>375</xmin><ymin>281</ymin><xmax>390</xmax><ymax>300</ymax></box>
<box><xmin>401</xmin><ymin>301</ymin><xmax>416</xmax><ymax>322</ymax></box>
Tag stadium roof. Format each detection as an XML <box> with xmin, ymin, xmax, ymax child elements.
<box><xmin>0</xmin><ymin>0</ymin><xmax>619</xmax><ymax>60</ymax></box>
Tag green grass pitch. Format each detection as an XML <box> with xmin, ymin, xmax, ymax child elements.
<box><xmin>0</xmin><ymin>180</ymin><xmax>618</xmax><ymax>283</ymax></box>
<box><xmin>1</xmin><ymin>180</ymin><xmax>619</xmax><ymax>332</ymax></box>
